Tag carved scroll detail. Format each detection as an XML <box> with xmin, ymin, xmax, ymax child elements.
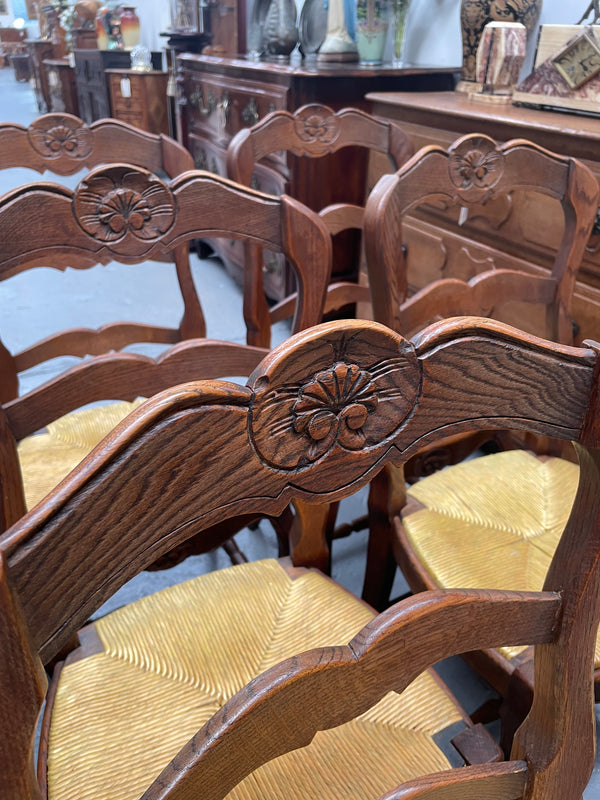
<box><xmin>448</xmin><ymin>135</ymin><xmax>505</xmax><ymax>202</ymax></box>
<box><xmin>74</xmin><ymin>166</ymin><xmax>175</xmax><ymax>243</ymax></box>
<box><xmin>28</xmin><ymin>115</ymin><xmax>93</xmax><ymax>160</ymax></box>
<box><xmin>250</xmin><ymin>330</ymin><xmax>420</xmax><ymax>470</ymax></box>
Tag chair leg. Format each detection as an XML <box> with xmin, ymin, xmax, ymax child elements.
<box><xmin>361</xmin><ymin>465</ymin><xmax>405</xmax><ymax>611</ymax></box>
<box><xmin>501</xmin><ymin>661</ymin><xmax>534</xmax><ymax>758</ymax></box>
<box><xmin>243</xmin><ymin>243</ymin><xmax>272</xmax><ymax>348</ymax></box>
<box><xmin>222</xmin><ymin>537</ymin><xmax>249</xmax><ymax>565</ymax></box>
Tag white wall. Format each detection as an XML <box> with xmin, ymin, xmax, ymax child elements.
<box><xmin>0</xmin><ymin>0</ymin><xmax>15</xmax><ymax>27</ymax></box>
<box><xmin>135</xmin><ymin>0</ymin><xmax>171</xmax><ymax>56</ymax></box>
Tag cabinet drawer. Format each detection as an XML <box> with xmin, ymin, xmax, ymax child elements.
<box><xmin>182</xmin><ymin>68</ymin><xmax>287</xmax><ymax>148</ymax></box>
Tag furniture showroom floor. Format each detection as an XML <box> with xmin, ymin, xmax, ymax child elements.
<box><xmin>1</xmin><ymin>65</ymin><xmax>600</xmax><ymax>792</ymax></box>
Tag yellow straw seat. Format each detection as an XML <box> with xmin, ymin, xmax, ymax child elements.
<box><xmin>45</xmin><ymin>559</ymin><xmax>466</xmax><ymax>800</ymax></box>
<box><xmin>18</xmin><ymin>401</ymin><xmax>142</xmax><ymax>511</ymax></box>
<box><xmin>402</xmin><ymin>451</ymin><xmax>592</xmax><ymax>664</ymax></box>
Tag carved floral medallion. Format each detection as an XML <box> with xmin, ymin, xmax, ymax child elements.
<box><xmin>250</xmin><ymin>327</ymin><xmax>420</xmax><ymax>470</ymax></box>
<box><xmin>28</xmin><ymin>116</ymin><xmax>93</xmax><ymax>160</ymax></box>
<box><xmin>74</xmin><ymin>166</ymin><xmax>175</xmax><ymax>243</ymax></box>
<box><xmin>292</xmin><ymin>363</ymin><xmax>379</xmax><ymax>456</ymax></box>
<box><xmin>293</xmin><ymin>105</ymin><xmax>341</xmax><ymax>155</ymax></box>
<box><xmin>448</xmin><ymin>135</ymin><xmax>505</xmax><ymax>202</ymax></box>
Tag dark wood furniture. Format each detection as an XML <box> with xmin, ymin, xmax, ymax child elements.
<box><xmin>366</xmin><ymin>90</ymin><xmax>600</xmax><ymax>344</ymax></box>
<box><xmin>10</xmin><ymin>53</ymin><xmax>31</xmax><ymax>83</ymax></box>
<box><xmin>43</xmin><ymin>57</ymin><xmax>78</xmax><ymax>114</ymax></box>
<box><xmin>73</xmin><ymin>49</ymin><xmax>163</xmax><ymax>124</ymax></box>
<box><xmin>226</xmin><ymin>103</ymin><xmax>413</xmax><ymax>347</ymax></box>
<box><xmin>3</xmin><ymin>316</ymin><xmax>600</xmax><ymax>800</ymax></box>
<box><xmin>26</xmin><ymin>39</ymin><xmax>62</xmax><ymax>112</ymax></box>
<box><xmin>106</xmin><ymin>68</ymin><xmax>169</xmax><ymax>135</ymax></box>
<box><xmin>177</xmin><ymin>55</ymin><xmax>457</xmax><ymax>300</ymax></box>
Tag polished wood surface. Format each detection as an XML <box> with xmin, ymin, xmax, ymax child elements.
<box><xmin>226</xmin><ymin>103</ymin><xmax>413</xmax><ymax>346</ymax></box>
<box><xmin>177</xmin><ymin>55</ymin><xmax>456</xmax><ymax>299</ymax></box>
<box><xmin>366</xmin><ymin>90</ymin><xmax>600</xmax><ymax>343</ymax></box>
<box><xmin>1</xmin><ymin>317</ymin><xmax>600</xmax><ymax>799</ymax></box>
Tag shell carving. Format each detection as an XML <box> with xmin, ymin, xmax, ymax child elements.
<box><xmin>28</xmin><ymin>116</ymin><xmax>93</xmax><ymax>160</ymax></box>
<box><xmin>74</xmin><ymin>166</ymin><xmax>175</xmax><ymax>243</ymax></box>
<box><xmin>292</xmin><ymin>106</ymin><xmax>341</xmax><ymax>155</ymax></box>
<box><xmin>292</xmin><ymin>363</ymin><xmax>379</xmax><ymax>457</ymax></box>
<box><xmin>250</xmin><ymin>330</ymin><xmax>421</xmax><ymax>470</ymax></box>
<box><xmin>448</xmin><ymin>135</ymin><xmax>505</xmax><ymax>202</ymax></box>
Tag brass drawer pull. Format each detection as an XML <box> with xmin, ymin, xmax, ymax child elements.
<box><xmin>242</xmin><ymin>97</ymin><xmax>260</xmax><ymax>126</ymax></box>
<box><xmin>189</xmin><ymin>86</ymin><xmax>216</xmax><ymax>116</ymax></box>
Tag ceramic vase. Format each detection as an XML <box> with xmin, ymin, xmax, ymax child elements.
<box><xmin>120</xmin><ymin>6</ymin><xmax>141</xmax><ymax>49</ymax></box>
<box><xmin>356</xmin><ymin>0</ymin><xmax>390</xmax><ymax>65</ymax></box>
<box><xmin>459</xmin><ymin>0</ymin><xmax>542</xmax><ymax>89</ymax></box>
<box><xmin>263</xmin><ymin>0</ymin><xmax>298</xmax><ymax>60</ymax></box>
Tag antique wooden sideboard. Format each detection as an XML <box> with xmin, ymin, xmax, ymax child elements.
<box><xmin>176</xmin><ymin>55</ymin><xmax>457</xmax><ymax>299</ymax></box>
<box><xmin>365</xmin><ymin>90</ymin><xmax>600</xmax><ymax>343</ymax></box>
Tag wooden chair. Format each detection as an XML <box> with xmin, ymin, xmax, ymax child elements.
<box><xmin>226</xmin><ymin>103</ymin><xmax>413</xmax><ymax>346</ymax></box>
<box><xmin>2</xmin><ymin>316</ymin><xmax>600</xmax><ymax>800</ymax></box>
<box><xmin>0</xmin><ymin>112</ymin><xmax>205</xmax><ymax>379</ymax></box>
<box><xmin>361</xmin><ymin>133</ymin><xmax>600</xmax><ymax>738</ymax></box>
<box><xmin>0</xmin><ymin>163</ymin><xmax>331</xmax><ymax>545</ymax></box>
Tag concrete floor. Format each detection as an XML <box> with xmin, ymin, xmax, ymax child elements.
<box><xmin>1</xmin><ymin>65</ymin><xmax>600</xmax><ymax>794</ymax></box>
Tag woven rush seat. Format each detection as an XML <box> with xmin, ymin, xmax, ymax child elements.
<box><xmin>401</xmin><ymin>451</ymin><xmax>593</xmax><ymax>664</ymax></box>
<box><xmin>46</xmin><ymin>559</ymin><xmax>466</xmax><ymax>800</ymax></box>
<box><xmin>18</xmin><ymin>401</ymin><xmax>141</xmax><ymax>511</ymax></box>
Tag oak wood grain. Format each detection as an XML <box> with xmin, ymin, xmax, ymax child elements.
<box><xmin>1</xmin><ymin>316</ymin><xmax>599</xmax><ymax>800</ymax></box>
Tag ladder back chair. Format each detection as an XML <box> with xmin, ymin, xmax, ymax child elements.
<box><xmin>0</xmin><ymin>113</ymin><xmax>205</xmax><ymax>369</ymax></box>
<box><xmin>226</xmin><ymin>103</ymin><xmax>413</xmax><ymax>346</ymax></box>
<box><xmin>1</xmin><ymin>316</ymin><xmax>600</xmax><ymax>800</ymax></box>
<box><xmin>0</xmin><ymin>163</ymin><xmax>331</xmax><ymax>551</ymax></box>
<box><xmin>362</xmin><ymin>133</ymin><xmax>600</xmax><ymax>739</ymax></box>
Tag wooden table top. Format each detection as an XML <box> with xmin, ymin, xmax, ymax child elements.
<box><xmin>366</xmin><ymin>90</ymin><xmax>600</xmax><ymax>161</ymax></box>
